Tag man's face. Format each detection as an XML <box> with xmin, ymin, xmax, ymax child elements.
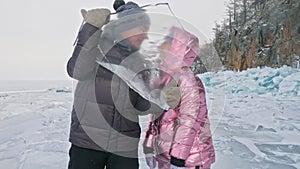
<box><xmin>121</xmin><ymin>25</ymin><xmax>149</xmax><ymax>49</ymax></box>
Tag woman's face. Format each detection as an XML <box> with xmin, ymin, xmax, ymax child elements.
<box><xmin>158</xmin><ymin>39</ymin><xmax>172</xmax><ymax>59</ymax></box>
<box><xmin>121</xmin><ymin>25</ymin><xmax>149</xmax><ymax>49</ymax></box>
<box><xmin>158</xmin><ymin>38</ymin><xmax>183</xmax><ymax>70</ymax></box>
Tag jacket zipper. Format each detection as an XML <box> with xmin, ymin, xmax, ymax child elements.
<box><xmin>106</xmin><ymin>106</ymin><xmax>116</xmax><ymax>150</ymax></box>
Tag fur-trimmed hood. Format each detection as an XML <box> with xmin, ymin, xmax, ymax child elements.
<box><xmin>162</xmin><ymin>26</ymin><xmax>200</xmax><ymax>69</ymax></box>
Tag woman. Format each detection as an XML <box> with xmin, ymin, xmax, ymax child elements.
<box><xmin>143</xmin><ymin>27</ymin><xmax>216</xmax><ymax>169</ymax></box>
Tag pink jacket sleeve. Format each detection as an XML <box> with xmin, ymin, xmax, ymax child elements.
<box><xmin>170</xmin><ymin>69</ymin><xmax>208</xmax><ymax>160</ymax></box>
<box><xmin>143</xmin><ymin>115</ymin><xmax>156</xmax><ymax>149</ymax></box>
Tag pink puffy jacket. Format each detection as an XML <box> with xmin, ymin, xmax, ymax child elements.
<box><xmin>143</xmin><ymin>27</ymin><xmax>215</xmax><ymax>168</ymax></box>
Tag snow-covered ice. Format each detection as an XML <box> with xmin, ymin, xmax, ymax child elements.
<box><xmin>0</xmin><ymin>66</ymin><xmax>299</xmax><ymax>169</ymax></box>
<box><xmin>0</xmin><ymin>81</ymin><xmax>73</xmax><ymax>169</ymax></box>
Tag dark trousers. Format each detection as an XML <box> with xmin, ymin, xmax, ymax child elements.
<box><xmin>68</xmin><ymin>144</ymin><xmax>139</xmax><ymax>169</ymax></box>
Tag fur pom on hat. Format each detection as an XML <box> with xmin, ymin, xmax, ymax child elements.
<box><xmin>113</xmin><ymin>0</ymin><xmax>126</xmax><ymax>11</ymax></box>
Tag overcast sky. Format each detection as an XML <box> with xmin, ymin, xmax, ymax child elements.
<box><xmin>0</xmin><ymin>0</ymin><xmax>228</xmax><ymax>80</ymax></box>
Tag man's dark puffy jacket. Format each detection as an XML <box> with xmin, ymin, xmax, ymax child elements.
<box><xmin>67</xmin><ymin>22</ymin><xmax>162</xmax><ymax>157</ymax></box>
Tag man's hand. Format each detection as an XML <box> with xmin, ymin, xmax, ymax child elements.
<box><xmin>81</xmin><ymin>8</ymin><xmax>110</xmax><ymax>28</ymax></box>
<box><xmin>161</xmin><ymin>78</ymin><xmax>181</xmax><ymax>109</ymax></box>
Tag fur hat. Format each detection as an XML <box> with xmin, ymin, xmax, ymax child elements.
<box><xmin>113</xmin><ymin>0</ymin><xmax>150</xmax><ymax>32</ymax></box>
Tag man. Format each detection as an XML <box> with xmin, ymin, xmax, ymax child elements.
<box><xmin>66</xmin><ymin>0</ymin><xmax>180</xmax><ymax>169</ymax></box>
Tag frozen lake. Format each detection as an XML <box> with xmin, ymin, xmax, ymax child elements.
<box><xmin>0</xmin><ymin>66</ymin><xmax>299</xmax><ymax>169</ymax></box>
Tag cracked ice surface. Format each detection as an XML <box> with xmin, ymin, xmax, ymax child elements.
<box><xmin>0</xmin><ymin>66</ymin><xmax>299</xmax><ymax>169</ymax></box>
